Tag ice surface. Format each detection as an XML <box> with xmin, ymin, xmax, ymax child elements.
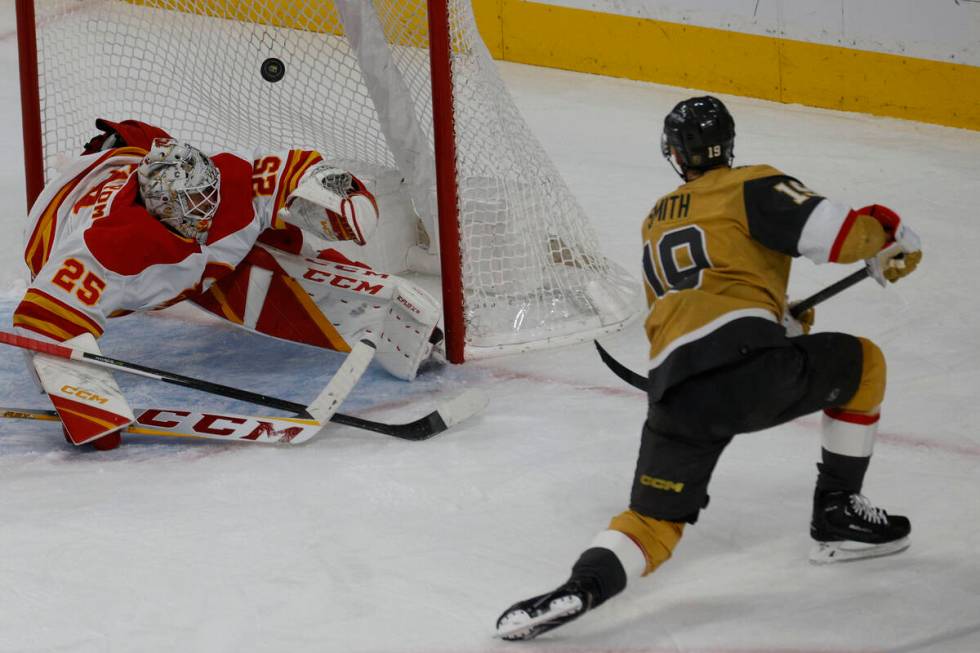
<box><xmin>1</xmin><ymin>4</ymin><xmax>980</xmax><ymax>652</ymax></box>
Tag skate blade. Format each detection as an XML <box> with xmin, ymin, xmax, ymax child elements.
<box><xmin>495</xmin><ymin>596</ymin><xmax>582</xmax><ymax>640</ymax></box>
<box><xmin>809</xmin><ymin>536</ymin><xmax>910</xmax><ymax>564</ymax></box>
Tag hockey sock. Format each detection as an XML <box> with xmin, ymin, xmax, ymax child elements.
<box><xmin>816</xmin><ymin>448</ymin><xmax>870</xmax><ymax>493</ymax></box>
<box><xmin>818</xmin><ymin>406</ymin><xmax>877</xmax><ymax>493</ymax></box>
<box><xmin>569</xmin><ymin>547</ymin><xmax>627</xmax><ymax>607</ymax></box>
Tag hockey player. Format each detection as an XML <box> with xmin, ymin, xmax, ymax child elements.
<box><xmin>14</xmin><ymin>119</ymin><xmax>443</xmax><ymax>450</ymax></box>
<box><xmin>495</xmin><ymin>96</ymin><xmax>923</xmax><ymax>640</ymax></box>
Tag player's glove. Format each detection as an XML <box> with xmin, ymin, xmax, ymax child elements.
<box><xmin>81</xmin><ymin>118</ymin><xmax>172</xmax><ymax>154</ymax></box>
<box><xmin>782</xmin><ymin>301</ymin><xmax>814</xmax><ymax>338</ymax></box>
<box><xmin>279</xmin><ymin>165</ymin><xmax>379</xmax><ymax>245</ymax></box>
<box><xmin>858</xmin><ymin>204</ymin><xmax>922</xmax><ymax>286</ymax></box>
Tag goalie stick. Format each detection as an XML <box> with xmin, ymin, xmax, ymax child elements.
<box><xmin>2</xmin><ymin>405</ymin><xmax>326</xmax><ymax>444</ymax></box>
<box><xmin>0</xmin><ymin>388</ymin><xmax>488</xmax><ymax>443</ymax></box>
<box><xmin>0</xmin><ymin>329</ymin><xmax>369</xmax><ymax>419</ymax></box>
<box><xmin>1</xmin><ymin>329</ymin><xmax>373</xmax><ymax>425</ymax></box>
<box><xmin>0</xmin><ymin>331</ymin><xmax>486</xmax><ymax>440</ymax></box>
<box><xmin>596</xmin><ymin>267</ymin><xmax>873</xmax><ymax>391</ymax></box>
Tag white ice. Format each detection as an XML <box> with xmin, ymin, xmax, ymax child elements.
<box><xmin>1</xmin><ymin>4</ymin><xmax>979</xmax><ymax>652</ymax></box>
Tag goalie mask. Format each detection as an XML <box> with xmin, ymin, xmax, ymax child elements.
<box><xmin>661</xmin><ymin>96</ymin><xmax>735</xmax><ymax>179</ymax></box>
<box><xmin>137</xmin><ymin>138</ymin><xmax>221</xmax><ymax>244</ymax></box>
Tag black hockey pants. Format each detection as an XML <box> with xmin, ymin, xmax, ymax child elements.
<box><xmin>630</xmin><ymin>332</ymin><xmax>864</xmax><ymax>524</ymax></box>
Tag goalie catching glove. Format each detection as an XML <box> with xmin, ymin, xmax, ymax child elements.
<box><xmin>278</xmin><ymin>164</ymin><xmax>379</xmax><ymax>245</ymax></box>
<box><xmin>858</xmin><ymin>204</ymin><xmax>923</xmax><ymax>286</ymax></box>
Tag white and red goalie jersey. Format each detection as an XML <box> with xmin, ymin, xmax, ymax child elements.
<box><xmin>16</xmin><ymin>119</ymin><xmax>441</xmax><ymax>383</ymax></box>
<box><xmin>16</xmin><ymin>131</ymin><xmax>344</xmax><ymax>344</ymax></box>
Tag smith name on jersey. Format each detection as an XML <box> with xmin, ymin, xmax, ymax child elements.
<box><xmin>642</xmin><ymin>164</ymin><xmax>858</xmax><ymax>400</ymax></box>
<box><xmin>16</xmin><ymin>145</ymin><xmax>325</xmax><ymax>342</ymax></box>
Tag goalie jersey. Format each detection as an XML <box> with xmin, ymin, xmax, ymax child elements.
<box><xmin>643</xmin><ymin>164</ymin><xmax>858</xmax><ymax>400</ymax></box>
<box><xmin>15</xmin><ymin>144</ymin><xmax>327</xmax><ymax>343</ymax></box>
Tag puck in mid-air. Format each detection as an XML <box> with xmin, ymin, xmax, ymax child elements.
<box><xmin>261</xmin><ymin>57</ymin><xmax>286</xmax><ymax>83</ymax></box>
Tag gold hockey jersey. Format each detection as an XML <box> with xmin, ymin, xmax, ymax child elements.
<box><xmin>643</xmin><ymin>164</ymin><xmax>856</xmax><ymax>400</ymax></box>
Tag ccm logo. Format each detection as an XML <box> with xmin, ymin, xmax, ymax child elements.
<box><xmin>60</xmin><ymin>385</ymin><xmax>109</xmax><ymax>405</ymax></box>
<box><xmin>639</xmin><ymin>475</ymin><xmax>685</xmax><ymax>493</ymax></box>
<box><xmin>136</xmin><ymin>410</ymin><xmax>305</xmax><ymax>442</ymax></box>
<box><xmin>397</xmin><ymin>295</ymin><xmax>421</xmax><ymax>315</ymax></box>
<box><xmin>301</xmin><ymin>269</ymin><xmax>384</xmax><ymax>295</ymax></box>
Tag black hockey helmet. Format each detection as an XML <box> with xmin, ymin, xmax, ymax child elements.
<box><xmin>661</xmin><ymin>96</ymin><xmax>735</xmax><ymax>178</ymax></box>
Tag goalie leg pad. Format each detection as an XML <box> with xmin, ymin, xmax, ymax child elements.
<box><xmin>376</xmin><ymin>282</ymin><xmax>442</xmax><ymax>381</ymax></box>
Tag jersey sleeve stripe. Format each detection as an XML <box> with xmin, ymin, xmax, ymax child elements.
<box><xmin>25</xmin><ymin>147</ymin><xmax>149</xmax><ymax>278</ymax></box>
<box><xmin>14</xmin><ymin>289</ymin><xmax>104</xmax><ymax>341</ymax></box>
<box><xmin>25</xmin><ymin>181</ymin><xmax>77</xmax><ymax>278</ymax></box>
<box><xmin>278</xmin><ymin>274</ymin><xmax>351</xmax><ymax>353</ymax></box>
<box><xmin>796</xmin><ymin>199</ymin><xmax>852</xmax><ymax>264</ymax></box>
<box><xmin>13</xmin><ymin>314</ymin><xmax>77</xmax><ymax>341</ymax></box>
<box><xmin>271</xmin><ymin>150</ymin><xmax>324</xmax><ymax>229</ymax></box>
<box><xmin>13</xmin><ymin>308</ymin><xmax>100</xmax><ymax>342</ymax></box>
<box><xmin>24</xmin><ymin>288</ymin><xmax>103</xmax><ymax>333</ymax></box>
<box><xmin>270</xmin><ymin>150</ymin><xmax>299</xmax><ymax>228</ymax></box>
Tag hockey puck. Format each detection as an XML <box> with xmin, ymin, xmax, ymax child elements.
<box><xmin>260</xmin><ymin>57</ymin><xmax>285</xmax><ymax>83</ymax></box>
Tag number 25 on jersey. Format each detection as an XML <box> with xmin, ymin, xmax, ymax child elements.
<box><xmin>642</xmin><ymin>225</ymin><xmax>712</xmax><ymax>298</ymax></box>
<box><xmin>52</xmin><ymin>258</ymin><xmax>106</xmax><ymax>306</ymax></box>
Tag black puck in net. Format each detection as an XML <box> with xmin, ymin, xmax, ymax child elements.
<box><xmin>260</xmin><ymin>58</ymin><xmax>286</xmax><ymax>83</ymax></box>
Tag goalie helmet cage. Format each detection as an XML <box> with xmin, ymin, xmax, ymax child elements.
<box><xmin>16</xmin><ymin>0</ymin><xmax>639</xmax><ymax>363</ymax></box>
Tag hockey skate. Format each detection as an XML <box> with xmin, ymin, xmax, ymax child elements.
<box><xmin>809</xmin><ymin>490</ymin><xmax>910</xmax><ymax>564</ymax></box>
<box><xmin>496</xmin><ymin>577</ymin><xmax>599</xmax><ymax>641</ymax></box>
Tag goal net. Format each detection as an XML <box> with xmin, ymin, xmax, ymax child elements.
<box><xmin>17</xmin><ymin>0</ymin><xmax>640</xmax><ymax>360</ymax></box>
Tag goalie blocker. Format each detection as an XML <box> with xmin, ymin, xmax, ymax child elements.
<box><xmin>30</xmin><ymin>332</ymin><xmax>134</xmax><ymax>448</ymax></box>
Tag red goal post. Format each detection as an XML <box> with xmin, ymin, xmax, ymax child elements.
<box><xmin>16</xmin><ymin>0</ymin><xmax>639</xmax><ymax>363</ymax></box>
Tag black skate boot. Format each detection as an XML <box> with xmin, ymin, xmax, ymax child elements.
<box><xmin>495</xmin><ymin>575</ymin><xmax>600</xmax><ymax>641</ymax></box>
<box><xmin>810</xmin><ymin>489</ymin><xmax>911</xmax><ymax>564</ymax></box>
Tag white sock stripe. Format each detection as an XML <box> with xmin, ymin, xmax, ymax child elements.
<box><xmin>821</xmin><ymin>412</ymin><xmax>877</xmax><ymax>457</ymax></box>
<box><xmin>589</xmin><ymin>530</ymin><xmax>647</xmax><ymax>580</ymax></box>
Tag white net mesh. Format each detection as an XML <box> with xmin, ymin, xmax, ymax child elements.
<box><xmin>27</xmin><ymin>0</ymin><xmax>640</xmax><ymax>356</ymax></box>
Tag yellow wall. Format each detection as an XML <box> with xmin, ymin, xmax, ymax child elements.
<box><xmin>130</xmin><ymin>0</ymin><xmax>339</xmax><ymax>31</ymax></box>
<box><xmin>472</xmin><ymin>0</ymin><xmax>980</xmax><ymax>132</ymax></box>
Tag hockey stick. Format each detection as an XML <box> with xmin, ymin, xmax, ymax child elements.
<box><xmin>328</xmin><ymin>389</ymin><xmax>488</xmax><ymax>440</ymax></box>
<box><xmin>594</xmin><ymin>339</ymin><xmax>648</xmax><ymax>392</ymax></box>
<box><xmin>0</xmin><ymin>388</ymin><xmax>488</xmax><ymax>443</ymax></box>
<box><xmin>596</xmin><ymin>267</ymin><xmax>873</xmax><ymax>391</ymax></box>
<box><xmin>0</xmin><ymin>331</ymin><xmax>485</xmax><ymax>440</ymax></box>
<box><xmin>788</xmin><ymin>267</ymin><xmax>869</xmax><ymax>318</ymax></box>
